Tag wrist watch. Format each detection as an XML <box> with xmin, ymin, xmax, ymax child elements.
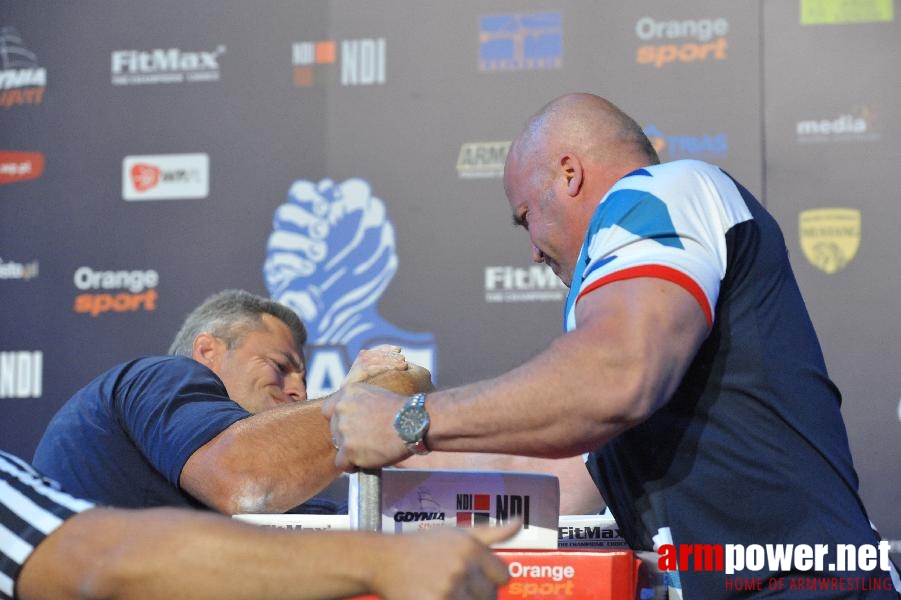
<box><xmin>393</xmin><ymin>393</ymin><xmax>431</xmax><ymax>455</ymax></box>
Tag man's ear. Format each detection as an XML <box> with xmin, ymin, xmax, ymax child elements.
<box><xmin>561</xmin><ymin>154</ymin><xmax>583</xmax><ymax>197</ymax></box>
<box><xmin>192</xmin><ymin>332</ymin><xmax>224</xmax><ymax>369</ymax></box>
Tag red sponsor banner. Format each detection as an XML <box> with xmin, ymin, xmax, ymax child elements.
<box><xmin>353</xmin><ymin>550</ymin><xmax>645</xmax><ymax>599</ymax></box>
<box><xmin>0</xmin><ymin>151</ymin><xmax>45</xmax><ymax>185</ymax></box>
<box><xmin>496</xmin><ymin>550</ymin><xmax>644</xmax><ymax>599</ymax></box>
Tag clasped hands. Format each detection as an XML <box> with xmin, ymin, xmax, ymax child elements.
<box><xmin>325</xmin><ymin>346</ymin><xmax>433</xmax><ymax>471</ymax></box>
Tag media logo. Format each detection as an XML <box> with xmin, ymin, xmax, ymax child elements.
<box><xmin>0</xmin><ymin>27</ymin><xmax>46</xmax><ymax>108</ymax></box>
<box><xmin>799</xmin><ymin>208</ymin><xmax>860</xmax><ymax>274</ymax></box>
<box><xmin>72</xmin><ymin>266</ymin><xmax>160</xmax><ymax>317</ymax></box>
<box><xmin>795</xmin><ymin>106</ymin><xmax>881</xmax><ymax>143</ymax></box>
<box><xmin>264</xmin><ymin>178</ymin><xmax>437</xmax><ymax>398</ymax></box>
<box><xmin>291</xmin><ymin>38</ymin><xmax>385</xmax><ymax>87</ymax></box>
<box><xmin>122</xmin><ymin>153</ymin><xmax>209</xmax><ymax>200</ymax></box>
<box><xmin>479</xmin><ymin>12</ymin><xmax>562</xmax><ymax>72</ymax></box>
<box><xmin>456</xmin><ymin>493</ymin><xmax>531</xmax><ymax>528</ymax></box>
<box><xmin>644</xmin><ymin>125</ymin><xmax>729</xmax><ymax>160</ymax></box>
<box><xmin>111</xmin><ymin>46</ymin><xmax>226</xmax><ymax>86</ymax></box>
<box><xmin>485</xmin><ymin>265</ymin><xmax>567</xmax><ymax>303</ymax></box>
<box><xmin>0</xmin><ymin>151</ymin><xmax>44</xmax><ymax>185</ymax></box>
<box><xmin>456</xmin><ymin>141</ymin><xmax>510</xmax><ymax>179</ymax></box>
<box><xmin>801</xmin><ymin>0</ymin><xmax>894</xmax><ymax>25</ymax></box>
<box><xmin>635</xmin><ymin>16</ymin><xmax>729</xmax><ymax>68</ymax></box>
<box><xmin>0</xmin><ymin>257</ymin><xmax>38</xmax><ymax>280</ymax></box>
<box><xmin>0</xmin><ymin>351</ymin><xmax>42</xmax><ymax>399</ymax></box>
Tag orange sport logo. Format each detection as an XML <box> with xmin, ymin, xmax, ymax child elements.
<box><xmin>72</xmin><ymin>266</ymin><xmax>159</xmax><ymax>317</ymax></box>
<box><xmin>635</xmin><ymin>16</ymin><xmax>729</xmax><ymax>68</ymax></box>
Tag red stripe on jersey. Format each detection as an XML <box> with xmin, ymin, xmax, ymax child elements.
<box><xmin>576</xmin><ymin>264</ymin><xmax>713</xmax><ymax>329</ymax></box>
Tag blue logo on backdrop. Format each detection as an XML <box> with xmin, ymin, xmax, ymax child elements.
<box><xmin>644</xmin><ymin>125</ymin><xmax>728</xmax><ymax>160</ymax></box>
<box><xmin>479</xmin><ymin>12</ymin><xmax>563</xmax><ymax>72</ymax></box>
<box><xmin>264</xmin><ymin>178</ymin><xmax>437</xmax><ymax>398</ymax></box>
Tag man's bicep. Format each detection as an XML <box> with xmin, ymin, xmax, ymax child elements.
<box><xmin>573</xmin><ymin>276</ymin><xmax>709</xmax><ymax>414</ymax></box>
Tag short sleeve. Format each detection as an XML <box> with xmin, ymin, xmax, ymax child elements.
<box><xmin>113</xmin><ymin>357</ymin><xmax>251</xmax><ymax>486</ymax></box>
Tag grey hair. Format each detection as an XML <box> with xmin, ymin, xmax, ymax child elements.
<box><xmin>168</xmin><ymin>289</ymin><xmax>307</xmax><ymax>357</ymax></box>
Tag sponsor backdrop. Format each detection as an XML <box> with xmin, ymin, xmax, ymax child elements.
<box><xmin>1</xmin><ymin>0</ymin><xmax>898</xmax><ymax>553</ymax></box>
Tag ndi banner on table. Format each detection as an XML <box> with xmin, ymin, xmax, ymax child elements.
<box><xmin>1</xmin><ymin>0</ymin><xmax>898</xmax><ymax>559</ymax></box>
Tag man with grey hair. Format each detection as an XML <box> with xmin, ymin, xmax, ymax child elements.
<box><xmin>33</xmin><ymin>289</ymin><xmax>424</xmax><ymax>514</ymax></box>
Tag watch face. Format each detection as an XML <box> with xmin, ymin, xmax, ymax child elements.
<box><xmin>395</xmin><ymin>405</ymin><xmax>428</xmax><ymax>443</ymax></box>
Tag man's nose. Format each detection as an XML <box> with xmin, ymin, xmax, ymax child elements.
<box><xmin>283</xmin><ymin>372</ymin><xmax>308</xmax><ymax>402</ymax></box>
<box><xmin>531</xmin><ymin>242</ymin><xmax>545</xmax><ymax>264</ymax></box>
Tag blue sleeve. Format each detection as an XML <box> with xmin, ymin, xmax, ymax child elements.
<box><xmin>113</xmin><ymin>357</ymin><xmax>251</xmax><ymax>486</ymax></box>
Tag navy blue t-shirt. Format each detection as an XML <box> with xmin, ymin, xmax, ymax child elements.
<box><xmin>33</xmin><ymin>356</ymin><xmax>251</xmax><ymax>509</ymax></box>
<box><xmin>568</xmin><ymin>161</ymin><xmax>898</xmax><ymax>598</ymax></box>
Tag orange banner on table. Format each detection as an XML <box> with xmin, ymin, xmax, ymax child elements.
<box><xmin>496</xmin><ymin>550</ymin><xmax>644</xmax><ymax>599</ymax></box>
<box><xmin>352</xmin><ymin>550</ymin><xmax>646</xmax><ymax>600</ymax></box>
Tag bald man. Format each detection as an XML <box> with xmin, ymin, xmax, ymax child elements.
<box><xmin>323</xmin><ymin>93</ymin><xmax>899</xmax><ymax>598</ymax></box>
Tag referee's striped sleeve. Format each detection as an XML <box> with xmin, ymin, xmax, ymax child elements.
<box><xmin>0</xmin><ymin>450</ymin><xmax>94</xmax><ymax>600</ymax></box>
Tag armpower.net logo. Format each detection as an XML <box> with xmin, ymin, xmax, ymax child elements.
<box><xmin>658</xmin><ymin>541</ymin><xmax>897</xmax><ymax>593</ymax></box>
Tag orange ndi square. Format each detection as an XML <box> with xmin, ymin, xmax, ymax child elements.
<box><xmin>315</xmin><ymin>41</ymin><xmax>336</xmax><ymax>64</ymax></box>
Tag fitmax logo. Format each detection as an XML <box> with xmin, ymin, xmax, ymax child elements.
<box><xmin>111</xmin><ymin>46</ymin><xmax>225</xmax><ymax>85</ymax></box>
<box><xmin>485</xmin><ymin>265</ymin><xmax>566</xmax><ymax>303</ymax></box>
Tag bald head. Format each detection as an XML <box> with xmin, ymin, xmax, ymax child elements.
<box><xmin>507</xmin><ymin>93</ymin><xmax>658</xmax><ymax>179</ymax></box>
<box><xmin>502</xmin><ymin>94</ymin><xmax>660</xmax><ymax>286</ymax></box>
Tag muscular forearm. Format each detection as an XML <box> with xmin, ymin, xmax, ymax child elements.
<box><xmin>426</xmin><ymin>331</ymin><xmax>642</xmax><ymax>458</ymax></box>
<box><xmin>182</xmin><ymin>400</ymin><xmax>340</xmax><ymax>513</ymax></box>
<box><xmin>18</xmin><ymin>507</ymin><xmax>381</xmax><ymax>600</ymax></box>
<box><xmin>19</xmin><ymin>507</ymin><xmax>513</xmax><ymax>600</ymax></box>
<box><xmin>426</xmin><ymin>280</ymin><xmax>708</xmax><ymax>458</ymax></box>
<box><xmin>182</xmin><ymin>366</ymin><xmax>435</xmax><ymax>514</ymax></box>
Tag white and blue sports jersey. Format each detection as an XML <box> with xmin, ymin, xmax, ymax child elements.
<box><xmin>0</xmin><ymin>450</ymin><xmax>94</xmax><ymax>600</ymax></box>
<box><xmin>565</xmin><ymin>160</ymin><xmax>751</xmax><ymax>332</ymax></box>
<box><xmin>568</xmin><ymin>160</ymin><xmax>898</xmax><ymax>598</ymax></box>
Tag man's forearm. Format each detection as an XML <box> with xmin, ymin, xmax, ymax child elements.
<box><xmin>181</xmin><ymin>366</ymin><xmax>435</xmax><ymax>514</ymax></box>
<box><xmin>17</xmin><ymin>507</ymin><xmax>375</xmax><ymax>600</ymax></box>
<box><xmin>181</xmin><ymin>400</ymin><xmax>340</xmax><ymax>514</ymax></box>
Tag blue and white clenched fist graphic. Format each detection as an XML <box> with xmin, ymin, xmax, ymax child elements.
<box><xmin>265</xmin><ymin>178</ymin><xmax>396</xmax><ymax>342</ymax></box>
<box><xmin>264</xmin><ymin>178</ymin><xmax>436</xmax><ymax>395</ymax></box>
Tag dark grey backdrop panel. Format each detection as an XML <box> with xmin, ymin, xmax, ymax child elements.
<box><xmin>0</xmin><ymin>0</ymin><xmax>897</xmax><ymax>555</ymax></box>
<box><xmin>0</xmin><ymin>1</ymin><xmax>331</xmax><ymax>456</ymax></box>
<box><xmin>763</xmin><ymin>0</ymin><xmax>900</xmax><ymax>546</ymax></box>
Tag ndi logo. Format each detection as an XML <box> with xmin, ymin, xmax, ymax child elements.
<box><xmin>292</xmin><ymin>38</ymin><xmax>385</xmax><ymax>87</ymax></box>
<box><xmin>479</xmin><ymin>12</ymin><xmax>562</xmax><ymax>72</ymax></box>
<box><xmin>0</xmin><ymin>351</ymin><xmax>42</xmax><ymax>398</ymax></box>
<box><xmin>456</xmin><ymin>493</ymin><xmax>531</xmax><ymax>528</ymax></box>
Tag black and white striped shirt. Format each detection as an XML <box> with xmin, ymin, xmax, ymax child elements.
<box><xmin>0</xmin><ymin>449</ymin><xmax>94</xmax><ymax>600</ymax></box>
